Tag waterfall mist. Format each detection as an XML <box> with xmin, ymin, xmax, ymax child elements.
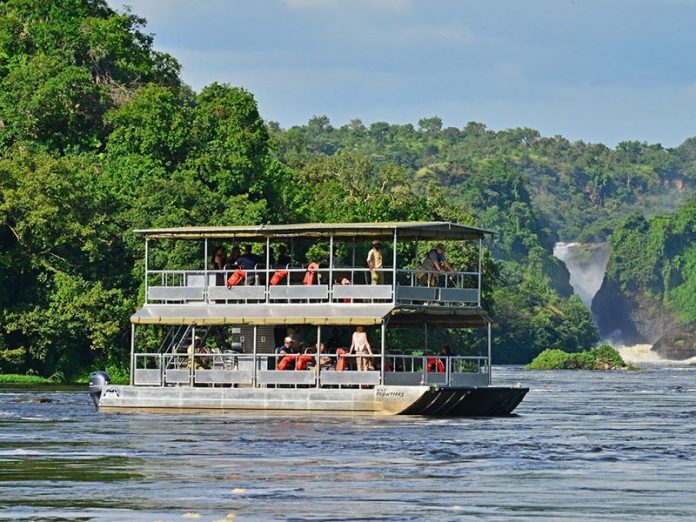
<box><xmin>552</xmin><ymin>242</ymin><xmax>610</xmax><ymax>308</ymax></box>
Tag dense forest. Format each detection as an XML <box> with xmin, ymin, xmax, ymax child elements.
<box><xmin>0</xmin><ymin>1</ymin><xmax>694</xmax><ymax>378</ymax></box>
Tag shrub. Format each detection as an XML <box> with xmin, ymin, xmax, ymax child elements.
<box><xmin>525</xmin><ymin>345</ymin><xmax>629</xmax><ymax>370</ymax></box>
<box><xmin>0</xmin><ymin>347</ymin><xmax>26</xmax><ymax>373</ymax></box>
<box><xmin>0</xmin><ymin>374</ymin><xmax>51</xmax><ymax>384</ymax></box>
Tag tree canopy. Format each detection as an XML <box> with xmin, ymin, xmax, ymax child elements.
<box><xmin>6</xmin><ymin>1</ymin><xmax>696</xmax><ymax>375</ymax></box>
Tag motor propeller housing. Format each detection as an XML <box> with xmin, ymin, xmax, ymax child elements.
<box><xmin>88</xmin><ymin>371</ymin><xmax>111</xmax><ymax>410</ymax></box>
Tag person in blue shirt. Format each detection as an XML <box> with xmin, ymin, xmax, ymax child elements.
<box><xmin>276</xmin><ymin>336</ymin><xmax>296</xmax><ymax>355</ymax></box>
<box><xmin>275</xmin><ymin>336</ymin><xmax>297</xmax><ymax>371</ymax></box>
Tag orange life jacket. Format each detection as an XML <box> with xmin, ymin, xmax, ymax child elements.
<box><xmin>295</xmin><ymin>355</ymin><xmax>314</xmax><ymax>371</ymax></box>
<box><xmin>303</xmin><ymin>262</ymin><xmax>319</xmax><ymax>285</ymax></box>
<box><xmin>426</xmin><ymin>357</ymin><xmax>445</xmax><ymax>373</ymax></box>
<box><xmin>336</xmin><ymin>348</ymin><xmax>348</xmax><ymax>371</ymax></box>
<box><xmin>270</xmin><ymin>270</ymin><xmax>288</xmax><ymax>286</ymax></box>
<box><xmin>277</xmin><ymin>355</ymin><xmax>297</xmax><ymax>371</ymax></box>
<box><xmin>226</xmin><ymin>270</ymin><xmax>246</xmax><ymax>287</ymax></box>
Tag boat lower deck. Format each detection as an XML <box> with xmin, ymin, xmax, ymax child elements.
<box><xmin>97</xmin><ymin>384</ymin><xmax>528</xmax><ymax>416</ymax></box>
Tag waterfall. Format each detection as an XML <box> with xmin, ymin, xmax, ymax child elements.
<box><xmin>552</xmin><ymin>242</ymin><xmax>610</xmax><ymax>308</ymax></box>
<box><xmin>553</xmin><ymin>241</ymin><xmax>690</xmax><ymax>363</ymax></box>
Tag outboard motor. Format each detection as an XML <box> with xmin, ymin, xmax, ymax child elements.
<box><xmin>89</xmin><ymin>371</ymin><xmax>111</xmax><ymax>411</ymax></box>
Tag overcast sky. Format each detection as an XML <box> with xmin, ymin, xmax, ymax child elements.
<box><xmin>108</xmin><ymin>0</ymin><xmax>696</xmax><ymax>147</ymax></box>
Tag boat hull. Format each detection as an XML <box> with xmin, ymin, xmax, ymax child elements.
<box><xmin>96</xmin><ymin>384</ymin><xmax>527</xmax><ymax>417</ymax></box>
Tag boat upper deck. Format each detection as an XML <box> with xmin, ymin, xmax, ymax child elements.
<box><xmin>136</xmin><ymin>221</ymin><xmax>493</xmax><ymax>326</ymax></box>
<box><xmin>135</xmin><ymin>221</ymin><xmax>492</xmax><ymax>241</ymax></box>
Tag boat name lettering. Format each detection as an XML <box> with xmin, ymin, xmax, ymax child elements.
<box><xmin>376</xmin><ymin>390</ymin><xmax>405</xmax><ymax>399</ymax></box>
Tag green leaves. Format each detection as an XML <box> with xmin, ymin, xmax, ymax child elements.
<box><xmin>187</xmin><ymin>84</ymin><xmax>271</xmax><ymax>199</ymax></box>
<box><xmin>3</xmin><ymin>272</ymin><xmax>131</xmax><ymax>375</ymax></box>
<box><xmin>526</xmin><ymin>344</ymin><xmax>627</xmax><ymax>370</ymax></box>
<box><xmin>608</xmin><ymin>195</ymin><xmax>696</xmax><ymax>323</ymax></box>
<box><xmin>0</xmin><ymin>0</ymin><xmax>181</xmax><ymax>153</ymax></box>
<box><xmin>104</xmin><ymin>84</ymin><xmax>193</xmax><ymax>166</ymax></box>
<box><xmin>0</xmin><ymin>55</ymin><xmax>108</xmax><ymax>152</ymax></box>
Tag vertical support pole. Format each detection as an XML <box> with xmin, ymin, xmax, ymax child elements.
<box><xmin>204</xmin><ymin>238</ymin><xmax>208</xmax><ymax>302</ymax></box>
<box><xmin>252</xmin><ymin>325</ymin><xmax>258</xmax><ymax>388</ymax></box>
<box><xmin>446</xmin><ymin>349</ymin><xmax>451</xmax><ymax>386</ymax></box>
<box><xmin>414</xmin><ymin>237</ymin><xmax>419</xmax><ymax>287</ymax></box>
<box><xmin>190</xmin><ymin>325</ymin><xmax>196</xmax><ymax>386</ymax></box>
<box><xmin>316</xmin><ymin>325</ymin><xmax>322</xmax><ymax>388</ymax></box>
<box><xmin>380</xmin><ymin>320</ymin><xmax>387</xmax><ymax>386</ymax></box>
<box><xmin>421</xmin><ymin>321</ymin><xmax>428</xmax><ymax>386</ymax></box>
<box><xmin>328</xmin><ymin>235</ymin><xmax>334</xmax><ymax>302</ymax></box>
<box><xmin>130</xmin><ymin>323</ymin><xmax>135</xmax><ymax>386</ymax></box>
<box><xmin>351</xmin><ymin>236</ymin><xmax>356</xmax><ymax>273</ymax></box>
<box><xmin>487</xmin><ymin>321</ymin><xmax>492</xmax><ymax>385</ymax></box>
<box><xmin>392</xmin><ymin>229</ymin><xmax>397</xmax><ymax>303</ymax></box>
<box><xmin>478</xmin><ymin>238</ymin><xmax>482</xmax><ymax>307</ymax></box>
<box><xmin>144</xmin><ymin>238</ymin><xmax>149</xmax><ymax>303</ymax></box>
<box><xmin>265</xmin><ymin>236</ymin><xmax>271</xmax><ymax>304</ymax></box>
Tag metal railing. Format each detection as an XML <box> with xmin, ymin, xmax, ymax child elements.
<box><xmin>132</xmin><ymin>352</ymin><xmax>489</xmax><ymax>388</ymax></box>
<box><xmin>144</xmin><ymin>265</ymin><xmax>480</xmax><ymax>307</ymax></box>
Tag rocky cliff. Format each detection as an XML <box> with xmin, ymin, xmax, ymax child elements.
<box><xmin>592</xmin><ymin>276</ymin><xmax>696</xmax><ymax>360</ymax></box>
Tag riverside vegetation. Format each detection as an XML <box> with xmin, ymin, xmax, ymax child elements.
<box><xmin>525</xmin><ymin>345</ymin><xmax>634</xmax><ymax>371</ymax></box>
<box><xmin>1</xmin><ymin>1</ymin><xmax>695</xmax><ymax>381</ymax></box>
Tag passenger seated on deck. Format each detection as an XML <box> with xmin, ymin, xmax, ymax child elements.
<box><xmin>276</xmin><ymin>245</ymin><xmax>292</xmax><ymax>267</ymax></box>
<box><xmin>187</xmin><ymin>336</ymin><xmax>210</xmax><ymax>370</ymax></box>
<box><xmin>275</xmin><ymin>336</ymin><xmax>297</xmax><ymax>370</ymax></box>
<box><xmin>349</xmin><ymin>326</ymin><xmax>374</xmax><ymax>371</ymax></box>
<box><xmin>304</xmin><ymin>342</ymin><xmax>335</xmax><ymax>370</ymax></box>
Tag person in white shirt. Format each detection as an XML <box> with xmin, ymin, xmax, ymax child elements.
<box><xmin>349</xmin><ymin>326</ymin><xmax>374</xmax><ymax>371</ymax></box>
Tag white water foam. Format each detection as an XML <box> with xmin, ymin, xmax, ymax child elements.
<box><xmin>616</xmin><ymin>343</ymin><xmax>696</xmax><ymax>365</ymax></box>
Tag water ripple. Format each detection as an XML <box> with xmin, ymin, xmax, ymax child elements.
<box><xmin>1</xmin><ymin>367</ymin><xmax>696</xmax><ymax>520</ymax></box>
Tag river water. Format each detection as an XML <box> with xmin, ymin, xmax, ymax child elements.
<box><xmin>1</xmin><ymin>366</ymin><xmax>695</xmax><ymax>521</ymax></box>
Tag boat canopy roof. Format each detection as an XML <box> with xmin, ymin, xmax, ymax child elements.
<box><xmin>131</xmin><ymin>303</ymin><xmax>490</xmax><ymax>328</ymax></box>
<box><xmin>135</xmin><ymin>221</ymin><xmax>493</xmax><ymax>241</ymax></box>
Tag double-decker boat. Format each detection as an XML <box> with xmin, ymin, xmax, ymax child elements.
<box><xmin>89</xmin><ymin>222</ymin><xmax>528</xmax><ymax>416</ymax></box>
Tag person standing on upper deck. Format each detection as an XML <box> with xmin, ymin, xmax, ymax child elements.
<box><xmin>236</xmin><ymin>245</ymin><xmax>259</xmax><ymax>285</ymax></box>
<box><xmin>209</xmin><ymin>246</ymin><xmax>227</xmax><ymax>286</ymax></box>
<box><xmin>419</xmin><ymin>243</ymin><xmax>453</xmax><ymax>286</ymax></box>
<box><xmin>226</xmin><ymin>246</ymin><xmax>241</xmax><ymax>268</ymax></box>
<box><xmin>366</xmin><ymin>241</ymin><xmax>383</xmax><ymax>285</ymax></box>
